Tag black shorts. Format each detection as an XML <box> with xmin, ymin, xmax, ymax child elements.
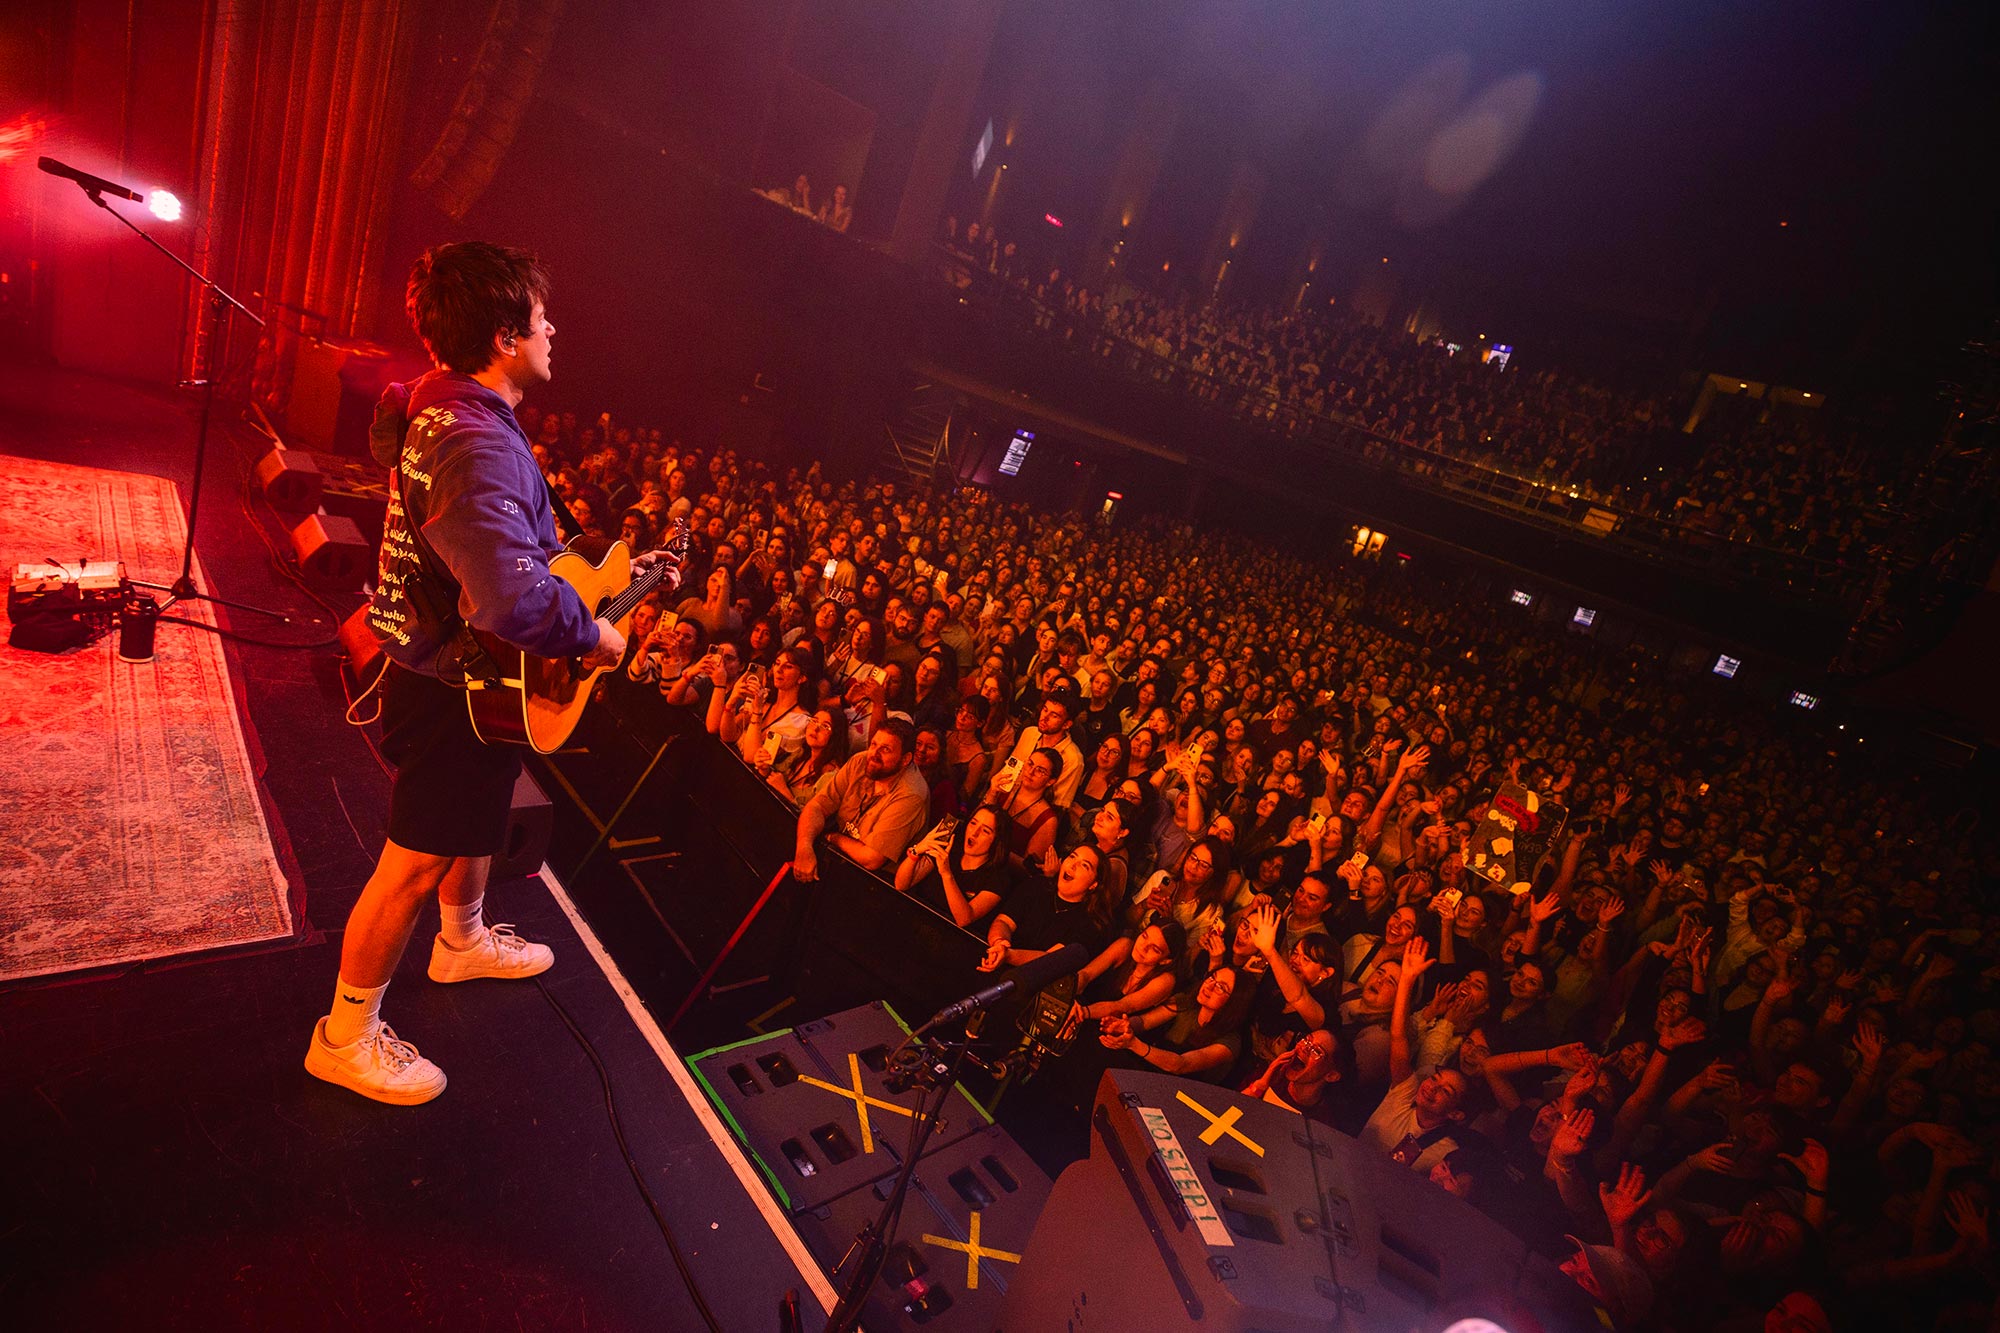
<box><xmin>379</xmin><ymin>663</ymin><xmax>522</xmax><ymax>858</ymax></box>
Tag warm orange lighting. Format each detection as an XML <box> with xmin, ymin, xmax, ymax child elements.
<box><xmin>1779</xmin><ymin>220</ymin><xmax>1789</xmax><ymax>227</ymax></box>
<box><xmin>1162</xmin><ymin>261</ymin><xmax>1170</xmax><ymax>272</ymax></box>
<box><xmin>1380</xmin><ymin>256</ymin><xmax>1389</xmax><ymax>263</ymax></box>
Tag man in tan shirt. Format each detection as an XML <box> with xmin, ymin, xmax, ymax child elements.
<box><xmin>793</xmin><ymin>718</ymin><xmax>930</xmax><ymax>880</ymax></box>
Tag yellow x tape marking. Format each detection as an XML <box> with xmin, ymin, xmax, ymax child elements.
<box><xmin>920</xmin><ymin>1211</ymin><xmax>1022</xmax><ymax>1290</ymax></box>
<box><xmin>1174</xmin><ymin>1089</ymin><xmax>1266</xmax><ymax>1157</ymax></box>
<box><xmin>795</xmin><ymin>1052</ymin><xmax>916</xmax><ymax>1155</ymax></box>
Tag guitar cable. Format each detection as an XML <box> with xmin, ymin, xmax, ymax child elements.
<box><xmin>341</xmin><ymin>651</ymin><xmax>391</xmax><ymax>727</ymax></box>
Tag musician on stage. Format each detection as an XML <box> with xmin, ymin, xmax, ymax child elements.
<box><xmin>306</xmin><ymin>242</ymin><xmax>631</xmax><ymax>1105</ymax></box>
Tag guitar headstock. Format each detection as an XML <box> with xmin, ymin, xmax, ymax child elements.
<box><xmin>663</xmin><ymin>515</ymin><xmax>693</xmax><ymax>562</ymax></box>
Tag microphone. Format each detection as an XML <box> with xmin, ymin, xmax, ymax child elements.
<box><xmin>38</xmin><ymin>156</ymin><xmax>145</xmax><ymax>203</ymax></box>
<box><xmin>929</xmin><ymin>942</ymin><xmax>1090</xmax><ymax>1027</ymax></box>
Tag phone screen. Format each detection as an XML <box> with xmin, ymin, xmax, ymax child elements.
<box><xmin>823</xmin><ymin>559</ymin><xmax>838</xmax><ymax>579</ymax></box>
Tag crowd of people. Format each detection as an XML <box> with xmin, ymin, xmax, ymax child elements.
<box><xmin>520</xmin><ymin>400</ymin><xmax>1993</xmax><ymax>1332</ymax></box>
<box><xmin>937</xmin><ymin>217</ymin><xmax>1915</xmax><ymax>573</ymax></box>
<box><xmin>761</xmin><ymin>172</ymin><xmax>853</xmax><ymax>234</ymax></box>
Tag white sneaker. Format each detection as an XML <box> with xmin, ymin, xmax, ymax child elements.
<box><xmin>427</xmin><ymin>923</ymin><xmax>554</xmax><ymax>983</ymax></box>
<box><xmin>305</xmin><ymin>1019</ymin><xmax>447</xmax><ymax>1105</ymax></box>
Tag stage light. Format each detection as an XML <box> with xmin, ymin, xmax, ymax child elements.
<box><xmin>148</xmin><ymin>190</ymin><xmax>182</xmax><ymax>222</ymax></box>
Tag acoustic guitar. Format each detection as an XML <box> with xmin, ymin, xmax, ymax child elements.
<box><xmin>466</xmin><ymin>518</ymin><xmax>690</xmax><ymax>753</ymax></box>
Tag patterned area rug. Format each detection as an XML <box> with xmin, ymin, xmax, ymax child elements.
<box><xmin>0</xmin><ymin>456</ymin><xmax>292</xmax><ymax>980</ymax></box>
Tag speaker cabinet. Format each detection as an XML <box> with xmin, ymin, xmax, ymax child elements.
<box><xmin>253</xmin><ymin>446</ymin><xmax>323</xmax><ymax>513</ymax></box>
<box><xmin>289</xmin><ymin>510</ymin><xmax>370</xmax><ymax>591</ymax></box>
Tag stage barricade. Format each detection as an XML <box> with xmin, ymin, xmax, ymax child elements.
<box><xmin>549</xmin><ymin>677</ymin><xmax>990</xmax><ymax>1037</ymax></box>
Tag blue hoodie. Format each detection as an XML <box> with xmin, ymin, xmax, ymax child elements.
<box><xmin>365</xmin><ymin>371</ymin><xmax>597</xmax><ymax>677</ymax></box>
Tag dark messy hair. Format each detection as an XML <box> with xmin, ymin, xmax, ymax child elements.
<box><xmin>405</xmin><ymin>242</ymin><xmax>550</xmax><ymax>374</ymax></box>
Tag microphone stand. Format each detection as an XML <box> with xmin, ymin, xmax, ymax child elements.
<box><xmin>75</xmin><ymin>186</ymin><xmax>287</xmax><ymax>622</ymax></box>
<box><xmin>822</xmin><ymin>1013</ymin><xmax>990</xmax><ymax>1333</ymax></box>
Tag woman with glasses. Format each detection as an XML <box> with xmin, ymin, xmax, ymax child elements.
<box><xmin>1098</xmin><ymin>964</ymin><xmax>1255</xmax><ymax>1084</ymax></box>
<box><xmin>1241</xmin><ymin>1029</ymin><xmax>1344</xmax><ymax>1120</ymax></box>
<box><xmin>1131</xmin><ymin>834</ymin><xmax>1232</xmax><ymax>970</ymax></box>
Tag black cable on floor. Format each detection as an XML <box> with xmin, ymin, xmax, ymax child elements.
<box><xmin>533</xmin><ymin>973</ymin><xmax>726</xmax><ymax>1333</ymax></box>
<box><xmin>156</xmin><ymin>612</ymin><xmax>339</xmax><ymax>651</ymax></box>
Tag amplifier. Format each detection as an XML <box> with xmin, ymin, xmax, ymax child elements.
<box><xmin>790</xmin><ymin>1124</ymin><xmax>1050</xmax><ymax>1331</ymax></box>
<box><xmin>688</xmin><ymin>1003</ymin><xmax>994</xmax><ymax>1214</ymax></box>
<box><xmin>1003</xmin><ymin>1068</ymin><xmax>1538</xmax><ymax>1332</ymax></box>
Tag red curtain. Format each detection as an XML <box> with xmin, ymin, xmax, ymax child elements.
<box><xmin>188</xmin><ymin>0</ymin><xmax>414</xmax><ymax>408</ymax></box>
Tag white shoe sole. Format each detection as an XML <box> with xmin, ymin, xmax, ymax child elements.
<box><xmin>304</xmin><ymin>1022</ymin><xmax>446</xmax><ymax>1106</ymax></box>
<box><xmin>426</xmin><ymin>932</ymin><xmax>554</xmax><ymax>984</ymax></box>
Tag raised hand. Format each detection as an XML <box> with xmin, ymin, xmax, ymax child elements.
<box><xmin>1400</xmin><ymin>935</ymin><xmax>1435</xmax><ymax>980</ymax></box>
<box><xmin>1550</xmin><ymin>1106</ymin><xmax>1595</xmax><ymax>1160</ymax></box>
<box><xmin>1777</xmin><ymin>1138</ymin><xmax>1829</xmax><ymax>1190</ymax></box>
<box><xmin>1719</xmin><ymin>1217</ymin><xmax>1759</xmax><ymax>1265</ymax></box>
<box><xmin>1835</xmin><ymin>967</ymin><xmax>1866</xmax><ymax>990</ymax></box>
<box><xmin>1528</xmin><ymin>891</ymin><xmax>1563</xmax><ymax>925</ymax></box>
<box><xmin>1397</xmin><ymin>744</ymin><xmax>1431</xmax><ymax>775</ymax></box>
<box><xmin>1247</xmin><ymin>903</ymin><xmax>1281</xmax><ymax>955</ymax></box>
<box><xmin>1946</xmin><ymin>1190</ymin><xmax>1990</xmax><ymax>1255</ymax></box>
<box><xmin>1903</xmin><ymin>1045</ymin><xmax>1949</xmax><ymax>1073</ymax></box>
<box><xmin>1097</xmin><ymin>1014</ymin><xmax>1135</xmax><ymax>1049</ymax></box>
<box><xmin>1822</xmin><ymin>993</ymin><xmax>1852</xmax><ymax>1027</ymax></box>
<box><xmin>1597</xmin><ymin>895</ymin><xmax>1627</xmax><ymax>928</ymax></box>
<box><xmin>1546</xmin><ymin>1042</ymin><xmax>1592</xmax><ymax>1069</ymax></box>
<box><xmin>1698</xmin><ymin>1059</ymin><xmax>1741</xmax><ymax>1094</ymax></box>
<box><xmin>1612</xmin><ymin>782</ymin><xmax>1632</xmax><ymax>810</ymax></box>
<box><xmin>1649</xmin><ymin>859</ymin><xmax>1676</xmax><ymax>886</ymax></box>
<box><xmin>1921</xmin><ymin>953</ymin><xmax>1958</xmax><ymax>983</ymax></box>
<box><xmin>1686</xmin><ymin>930</ymin><xmax>1713</xmax><ymax>978</ymax></box>
<box><xmin>1422</xmin><ymin>979</ymin><xmax>1459</xmax><ymax>1021</ymax></box>
<box><xmin>1599</xmin><ymin>1163</ymin><xmax>1652</xmax><ymax>1230</ymax></box>
<box><xmin>1687</xmin><ymin>1141</ymin><xmax>1735</xmax><ymax>1174</ymax></box>
<box><xmin>1851</xmin><ymin>1020</ymin><xmax>1884</xmax><ymax>1066</ymax></box>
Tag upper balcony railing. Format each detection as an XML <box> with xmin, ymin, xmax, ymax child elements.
<box><xmin>917</xmin><ymin>249</ymin><xmax>1877</xmax><ymax>609</ymax></box>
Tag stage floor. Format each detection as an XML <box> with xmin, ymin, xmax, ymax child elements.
<box><xmin>0</xmin><ymin>365</ymin><xmax>833</xmax><ymax>1330</ymax></box>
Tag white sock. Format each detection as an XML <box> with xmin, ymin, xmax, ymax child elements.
<box><xmin>441</xmin><ymin>894</ymin><xmax>486</xmax><ymax>949</ymax></box>
<box><xmin>327</xmin><ymin>976</ymin><xmax>387</xmax><ymax>1047</ymax></box>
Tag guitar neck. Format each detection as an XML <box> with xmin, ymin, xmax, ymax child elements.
<box><xmin>601</xmin><ymin>562</ymin><xmax>672</xmax><ymax>625</ymax></box>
